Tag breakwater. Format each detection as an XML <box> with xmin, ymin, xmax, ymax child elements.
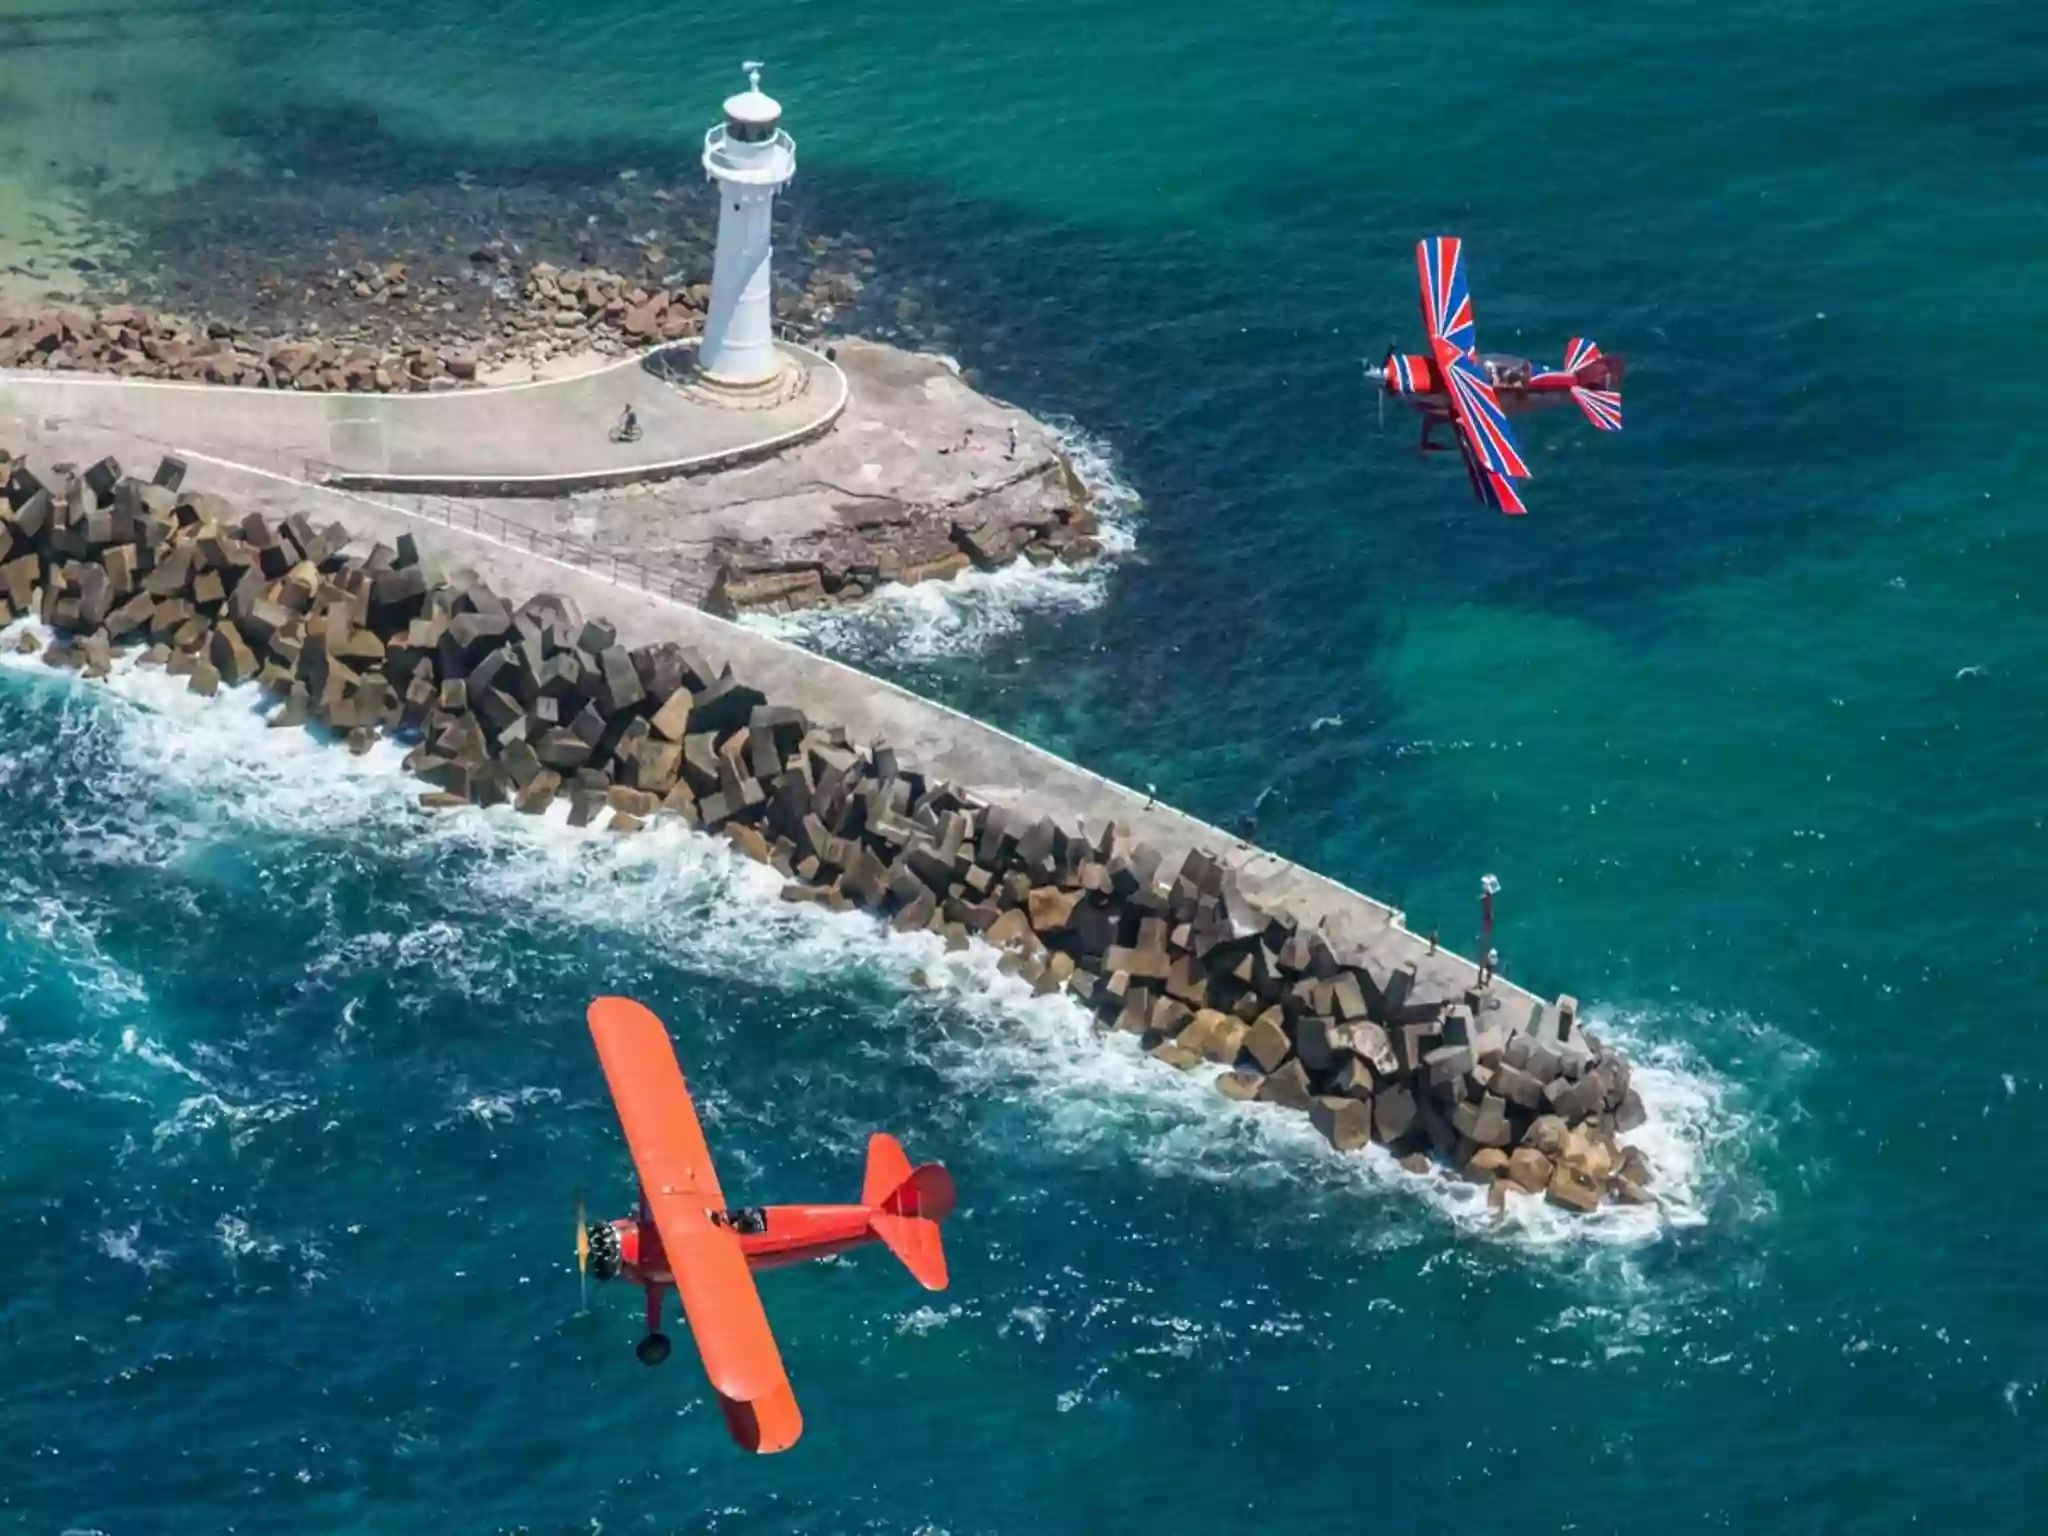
<box><xmin>0</xmin><ymin>447</ymin><xmax>1653</xmax><ymax>1213</ymax></box>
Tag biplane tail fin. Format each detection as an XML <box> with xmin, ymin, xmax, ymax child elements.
<box><xmin>1559</xmin><ymin>340</ymin><xmax>1623</xmax><ymax>432</ymax></box>
<box><xmin>863</xmin><ymin>1134</ymin><xmax>953</xmax><ymax>1291</ymax></box>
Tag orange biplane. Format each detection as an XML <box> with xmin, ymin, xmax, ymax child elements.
<box><xmin>578</xmin><ymin>996</ymin><xmax>955</xmax><ymax>1454</ymax></box>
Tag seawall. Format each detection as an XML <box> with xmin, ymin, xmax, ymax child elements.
<box><xmin>0</xmin><ymin>445</ymin><xmax>1655</xmax><ymax>1214</ymax></box>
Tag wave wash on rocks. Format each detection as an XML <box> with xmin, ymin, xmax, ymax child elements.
<box><xmin>0</xmin><ymin>449</ymin><xmax>1655</xmax><ymax>1216</ymax></box>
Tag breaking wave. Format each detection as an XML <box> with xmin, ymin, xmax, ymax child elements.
<box><xmin>747</xmin><ymin>419</ymin><xmax>1141</xmax><ymax>663</ymax></box>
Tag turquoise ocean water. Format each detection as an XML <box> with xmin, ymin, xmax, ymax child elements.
<box><xmin>3</xmin><ymin>1</ymin><xmax>2047</xmax><ymax>1528</ymax></box>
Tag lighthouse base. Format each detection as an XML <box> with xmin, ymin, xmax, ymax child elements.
<box><xmin>692</xmin><ymin>355</ymin><xmax>793</xmax><ymax>397</ymax></box>
<box><xmin>660</xmin><ymin>340</ymin><xmax>813</xmax><ymax>411</ymax></box>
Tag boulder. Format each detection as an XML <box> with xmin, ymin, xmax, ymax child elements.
<box><xmin>208</xmin><ymin>621</ymin><xmax>259</xmax><ymax>685</ymax></box>
<box><xmin>1310</xmin><ymin>1095</ymin><xmax>1372</xmax><ymax>1152</ymax></box>
<box><xmin>1331</xmin><ymin>970</ymin><xmax>1370</xmax><ymax>1020</ymax></box>
<box><xmin>1243</xmin><ymin>1010</ymin><xmax>1291</xmax><ymax>1073</ymax></box>
<box><xmin>1465</xmin><ymin>1146</ymin><xmax>1511</xmax><ymax>1182</ymax></box>
<box><xmin>1294</xmin><ymin>1017</ymin><xmax>1343</xmax><ymax>1073</ymax></box>
<box><xmin>1173</xmin><ymin>1009</ymin><xmax>1230</xmax><ymax>1060</ymax></box>
<box><xmin>1372</xmin><ymin>1083</ymin><xmax>1417</xmax><ymax>1143</ymax></box>
<box><xmin>1199</xmin><ymin>1017</ymin><xmax>1248</xmax><ymax>1066</ymax></box>
<box><xmin>595</xmin><ymin>644</ymin><xmax>646</xmax><ymax>713</ymax></box>
<box><xmin>1546</xmin><ymin>1164</ymin><xmax>1603</xmax><ymax>1213</ymax></box>
<box><xmin>1343</xmin><ymin>1022</ymin><xmax>1400</xmax><ymax>1077</ymax></box>
<box><xmin>1505</xmin><ymin>1146</ymin><xmax>1553</xmax><ymax>1194</ymax></box>
<box><xmin>1615</xmin><ymin>1089</ymin><xmax>1648</xmax><ymax>1133</ymax></box>
<box><xmin>515</xmin><ymin>771</ymin><xmax>562</xmax><ymax>814</ymax></box>
<box><xmin>1216</xmin><ymin>1070</ymin><xmax>1264</xmax><ymax>1103</ymax></box>
<box><xmin>1026</xmin><ymin>884</ymin><xmax>1083</xmax><ymax>935</ymax></box>
<box><xmin>1491</xmin><ymin>1060</ymin><xmax>1546</xmax><ymax>1111</ymax></box>
<box><xmin>1328</xmin><ymin>1056</ymin><xmax>1375</xmax><ymax>1099</ymax></box>
<box><xmin>1424</xmin><ymin>1042</ymin><xmax>1474</xmax><ymax>1086</ymax></box>
<box><xmin>1257</xmin><ymin>1059</ymin><xmax>1315</xmax><ymax>1112</ymax></box>
<box><xmin>1523</xmin><ymin>1114</ymin><xmax>1568</xmax><ymax>1157</ymax></box>
<box><xmin>1556</xmin><ymin>1125</ymin><xmax>1616</xmax><ymax>1186</ymax></box>
<box><xmin>649</xmin><ymin>687</ymin><xmax>692</xmax><ymax>742</ymax></box>
<box><xmin>1450</xmin><ymin>1093</ymin><xmax>1513</xmax><ymax>1148</ymax></box>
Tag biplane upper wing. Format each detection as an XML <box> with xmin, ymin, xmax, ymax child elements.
<box><xmin>1417</xmin><ymin>237</ymin><xmax>1532</xmax><ymax>513</ymax></box>
<box><xmin>587</xmin><ymin>997</ymin><xmax>802</xmax><ymax>1454</ymax></box>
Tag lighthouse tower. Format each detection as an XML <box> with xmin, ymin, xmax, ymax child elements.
<box><xmin>699</xmin><ymin>62</ymin><xmax>797</xmax><ymax>388</ymax></box>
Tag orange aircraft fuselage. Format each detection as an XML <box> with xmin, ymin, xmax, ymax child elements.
<box><xmin>608</xmin><ymin>1205</ymin><xmax>882</xmax><ymax>1282</ymax></box>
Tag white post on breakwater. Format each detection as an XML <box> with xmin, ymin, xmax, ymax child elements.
<box><xmin>699</xmin><ymin>62</ymin><xmax>797</xmax><ymax>388</ymax></box>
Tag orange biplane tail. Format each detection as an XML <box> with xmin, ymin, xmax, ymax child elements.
<box><xmin>862</xmin><ymin>1133</ymin><xmax>954</xmax><ymax>1291</ymax></box>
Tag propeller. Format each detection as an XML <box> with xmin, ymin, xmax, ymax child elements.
<box><xmin>1377</xmin><ymin>340</ymin><xmax>1396</xmax><ymax>430</ymax></box>
<box><xmin>575</xmin><ymin>1187</ymin><xmax>589</xmax><ymax>1313</ymax></box>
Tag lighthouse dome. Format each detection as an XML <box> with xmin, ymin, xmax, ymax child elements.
<box><xmin>722</xmin><ymin>64</ymin><xmax>782</xmax><ymax>142</ymax></box>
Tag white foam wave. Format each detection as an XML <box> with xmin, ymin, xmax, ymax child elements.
<box><xmin>453</xmin><ymin>1084</ymin><xmax>563</xmax><ymax>1127</ymax></box>
<box><xmin>747</xmin><ymin>420</ymin><xmax>1141</xmax><ymax>662</ymax></box>
<box><xmin>1</xmin><ymin>886</ymin><xmax>151</xmax><ymax>1019</ymax></box>
<box><xmin>4</xmin><ymin>613</ymin><xmax>414</xmax><ymax>830</ymax></box>
<box><xmin>893</xmin><ymin>1303</ymin><xmax>964</xmax><ymax>1336</ymax></box>
<box><xmin>214</xmin><ymin>1213</ymin><xmax>283</xmax><ymax>1260</ymax></box>
<box><xmin>118</xmin><ymin>1025</ymin><xmax>312</xmax><ymax>1153</ymax></box>
<box><xmin>97</xmin><ymin>1223</ymin><xmax>171</xmax><ymax>1274</ymax></box>
<box><xmin>7</xmin><ymin>624</ymin><xmax>1754</xmax><ymax>1257</ymax></box>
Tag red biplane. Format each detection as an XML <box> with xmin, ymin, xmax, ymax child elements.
<box><xmin>1377</xmin><ymin>236</ymin><xmax>1624</xmax><ymax>514</ymax></box>
<box><xmin>578</xmin><ymin>996</ymin><xmax>955</xmax><ymax>1455</ymax></box>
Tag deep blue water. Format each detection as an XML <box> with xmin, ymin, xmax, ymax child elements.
<box><xmin>3</xmin><ymin>0</ymin><xmax>2048</xmax><ymax>1530</ymax></box>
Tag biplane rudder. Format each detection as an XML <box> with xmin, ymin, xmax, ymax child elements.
<box><xmin>1563</xmin><ymin>337</ymin><xmax>1624</xmax><ymax>389</ymax></box>
<box><xmin>862</xmin><ymin>1134</ymin><xmax>954</xmax><ymax>1291</ymax></box>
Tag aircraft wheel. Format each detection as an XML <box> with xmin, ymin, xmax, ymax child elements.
<box><xmin>636</xmin><ymin>1332</ymin><xmax>672</xmax><ymax>1367</ymax></box>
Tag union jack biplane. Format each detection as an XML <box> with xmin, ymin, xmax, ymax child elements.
<box><xmin>1376</xmin><ymin>236</ymin><xmax>1624</xmax><ymax>514</ymax></box>
<box><xmin>578</xmin><ymin>996</ymin><xmax>954</xmax><ymax>1454</ymax></box>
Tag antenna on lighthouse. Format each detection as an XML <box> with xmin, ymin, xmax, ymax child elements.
<box><xmin>744</xmin><ymin>59</ymin><xmax>764</xmax><ymax>90</ymax></box>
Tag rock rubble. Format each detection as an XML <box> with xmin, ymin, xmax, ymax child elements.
<box><xmin>0</xmin><ymin>254</ymin><xmax>857</xmax><ymax>392</ymax></box>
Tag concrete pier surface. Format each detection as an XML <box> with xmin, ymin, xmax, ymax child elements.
<box><xmin>0</xmin><ymin>399</ymin><xmax>1551</xmax><ymax>1036</ymax></box>
<box><xmin>0</xmin><ymin>339</ymin><xmax>1092</xmax><ymax>608</ymax></box>
<box><xmin>0</xmin><ymin>340</ymin><xmax>847</xmax><ymax>495</ymax></box>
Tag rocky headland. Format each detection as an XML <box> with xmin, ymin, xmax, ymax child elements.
<box><xmin>0</xmin><ymin>447</ymin><xmax>1654</xmax><ymax>1215</ymax></box>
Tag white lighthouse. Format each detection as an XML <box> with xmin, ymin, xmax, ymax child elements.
<box><xmin>699</xmin><ymin>62</ymin><xmax>797</xmax><ymax>388</ymax></box>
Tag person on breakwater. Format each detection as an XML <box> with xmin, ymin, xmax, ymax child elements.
<box><xmin>613</xmin><ymin>403</ymin><xmax>641</xmax><ymax>443</ymax></box>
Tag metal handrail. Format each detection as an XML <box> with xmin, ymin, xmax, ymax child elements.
<box><xmin>293</xmin><ymin>457</ymin><xmax>701</xmax><ymax>601</ymax></box>
<box><xmin>701</xmin><ymin>124</ymin><xmax>797</xmax><ymax>187</ymax></box>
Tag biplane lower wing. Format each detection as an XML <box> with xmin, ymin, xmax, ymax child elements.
<box><xmin>1450</xmin><ymin>428</ymin><xmax>1528</xmax><ymax>515</ymax></box>
<box><xmin>587</xmin><ymin>997</ymin><xmax>802</xmax><ymax>1454</ymax></box>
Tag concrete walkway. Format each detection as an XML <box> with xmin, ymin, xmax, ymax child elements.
<box><xmin>0</xmin><ymin>340</ymin><xmax>847</xmax><ymax>496</ymax></box>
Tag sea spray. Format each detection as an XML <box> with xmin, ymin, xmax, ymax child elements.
<box><xmin>750</xmin><ymin>419</ymin><xmax>1141</xmax><ymax>663</ymax></box>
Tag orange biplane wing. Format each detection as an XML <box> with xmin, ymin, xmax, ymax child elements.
<box><xmin>587</xmin><ymin>996</ymin><xmax>803</xmax><ymax>1454</ymax></box>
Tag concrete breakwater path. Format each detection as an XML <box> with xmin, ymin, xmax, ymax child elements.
<box><xmin>0</xmin><ymin>339</ymin><xmax>849</xmax><ymax>496</ymax></box>
<box><xmin>0</xmin><ymin>407</ymin><xmax>1656</xmax><ymax>1213</ymax></box>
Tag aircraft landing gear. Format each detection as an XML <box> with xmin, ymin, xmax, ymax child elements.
<box><xmin>636</xmin><ymin>1332</ymin><xmax>673</xmax><ymax>1367</ymax></box>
